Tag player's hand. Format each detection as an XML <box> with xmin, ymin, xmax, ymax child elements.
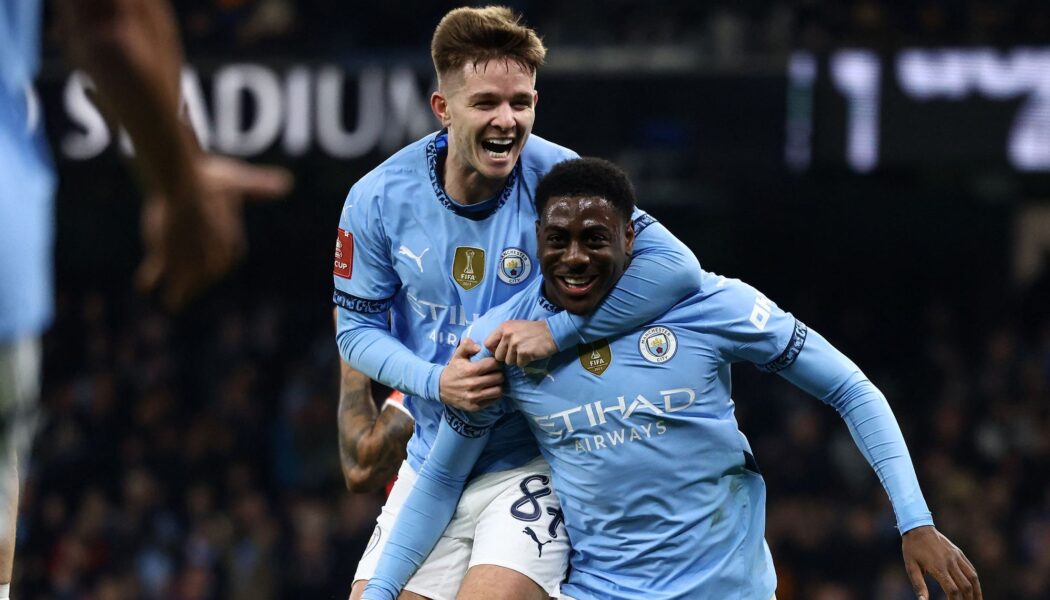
<box><xmin>484</xmin><ymin>320</ymin><xmax>558</xmax><ymax>368</ymax></box>
<box><xmin>439</xmin><ymin>338</ymin><xmax>504</xmax><ymax>411</ymax></box>
<box><xmin>136</xmin><ymin>154</ymin><xmax>293</xmax><ymax>310</ymax></box>
<box><xmin>902</xmin><ymin>525</ymin><xmax>981</xmax><ymax>600</ymax></box>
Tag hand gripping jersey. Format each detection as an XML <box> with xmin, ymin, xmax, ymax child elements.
<box><xmin>333</xmin><ymin>131</ymin><xmax>701</xmax><ymax>478</ymax></box>
<box><xmin>0</xmin><ymin>0</ymin><xmax>56</xmax><ymax>342</ymax></box>
<box><xmin>363</xmin><ymin>270</ymin><xmax>934</xmax><ymax>600</ymax></box>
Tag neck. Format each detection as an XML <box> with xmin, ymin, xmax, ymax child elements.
<box><xmin>441</xmin><ymin>149</ymin><xmax>505</xmax><ymax>205</ymax></box>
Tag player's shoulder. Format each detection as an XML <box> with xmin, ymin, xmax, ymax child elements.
<box><xmin>519</xmin><ymin>133</ymin><xmax>578</xmax><ymax>176</ymax></box>
<box><xmin>677</xmin><ymin>270</ymin><xmax>791</xmax><ymax>335</ymax></box>
<box><xmin>695</xmin><ymin>270</ymin><xmax>762</xmax><ymax>306</ymax></box>
<box><xmin>663</xmin><ymin>270</ymin><xmax>757</xmax><ymax>320</ymax></box>
<box><xmin>343</xmin><ymin>132</ymin><xmax>437</xmax><ymax>208</ymax></box>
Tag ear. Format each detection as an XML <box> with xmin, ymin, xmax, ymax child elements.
<box><xmin>624</xmin><ymin>219</ymin><xmax>635</xmax><ymax>256</ymax></box>
<box><xmin>431</xmin><ymin>91</ymin><xmax>451</xmax><ymax>128</ymax></box>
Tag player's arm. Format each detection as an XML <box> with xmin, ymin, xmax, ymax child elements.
<box><xmin>334</xmin><ymin>195</ymin><xmax>502</xmax><ymax>409</ymax></box>
<box><xmin>778</xmin><ymin>332</ymin><xmax>982</xmax><ymax>600</ymax></box>
<box><xmin>360</xmin><ymin>413</ymin><xmax>492</xmax><ymax>600</ymax></box>
<box><xmin>57</xmin><ymin>0</ymin><xmax>291</xmax><ymax>308</ymax></box>
<box><xmin>717</xmin><ymin>278</ymin><xmax>979</xmax><ymax>599</ymax></box>
<box><xmin>488</xmin><ymin>213</ymin><xmax>701</xmax><ymax>365</ymax></box>
<box><xmin>336</xmin><ymin>346</ymin><xmax>414</xmax><ymax>493</ymax></box>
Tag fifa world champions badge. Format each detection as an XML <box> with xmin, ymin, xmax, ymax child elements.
<box><xmin>639</xmin><ymin>326</ymin><xmax>677</xmax><ymax>363</ymax></box>
<box><xmin>334</xmin><ymin>228</ymin><xmax>353</xmax><ymax>278</ymax></box>
<box><xmin>577</xmin><ymin>340</ymin><xmax>612</xmax><ymax>376</ymax></box>
<box><xmin>452</xmin><ymin>246</ymin><xmax>485</xmax><ymax>290</ymax></box>
<box><xmin>497</xmin><ymin>248</ymin><xmax>532</xmax><ymax>284</ymax></box>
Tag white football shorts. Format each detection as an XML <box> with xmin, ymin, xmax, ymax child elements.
<box><xmin>353</xmin><ymin>456</ymin><xmax>569</xmax><ymax>600</ymax></box>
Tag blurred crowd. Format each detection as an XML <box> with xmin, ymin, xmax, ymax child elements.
<box><xmin>17</xmin><ymin>289</ymin><xmax>382</xmax><ymax>599</ymax></box>
<box><xmin>11</xmin><ymin>263</ymin><xmax>1049</xmax><ymax>598</ymax></box>
<box><xmin>168</xmin><ymin>0</ymin><xmax>1050</xmax><ymax>58</ymax></box>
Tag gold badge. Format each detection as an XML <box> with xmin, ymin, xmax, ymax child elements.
<box><xmin>452</xmin><ymin>246</ymin><xmax>485</xmax><ymax>290</ymax></box>
<box><xmin>577</xmin><ymin>339</ymin><xmax>612</xmax><ymax>376</ymax></box>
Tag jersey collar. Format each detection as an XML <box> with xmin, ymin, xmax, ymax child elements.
<box><xmin>536</xmin><ymin>279</ymin><xmax>564</xmax><ymax>314</ymax></box>
<box><xmin>426</xmin><ymin>131</ymin><xmax>520</xmax><ymax>221</ymax></box>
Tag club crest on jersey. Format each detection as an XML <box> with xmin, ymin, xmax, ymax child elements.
<box><xmin>497</xmin><ymin>248</ymin><xmax>531</xmax><ymax>285</ymax></box>
<box><xmin>577</xmin><ymin>339</ymin><xmax>612</xmax><ymax>376</ymax></box>
<box><xmin>452</xmin><ymin>246</ymin><xmax>485</xmax><ymax>290</ymax></box>
<box><xmin>639</xmin><ymin>326</ymin><xmax>677</xmax><ymax>363</ymax></box>
<box><xmin>334</xmin><ymin>228</ymin><xmax>353</xmax><ymax>279</ymax></box>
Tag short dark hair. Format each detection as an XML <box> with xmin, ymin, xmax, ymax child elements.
<box><xmin>534</xmin><ymin>158</ymin><xmax>636</xmax><ymax>223</ymax></box>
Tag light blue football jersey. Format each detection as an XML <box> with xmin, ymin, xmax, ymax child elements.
<box><xmin>333</xmin><ymin>130</ymin><xmax>701</xmax><ymax>478</ymax></box>
<box><xmin>0</xmin><ymin>0</ymin><xmax>55</xmax><ymax>342</ymax></box>
<box><xmin>363</xmin><ymin>269</ymin><xmax>933</xmax><ymax>600</ymax></box>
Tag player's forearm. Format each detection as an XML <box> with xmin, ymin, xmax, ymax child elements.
<box><xmin>58</xmin><ymin>0</ymin><xmax>201</xmax><ymax>199</ymax></box>
<box><xmin>362</xmin><ymin>421</ymin><xmax>488</xmax><ymax>600</ymax></box>
<box><xmin>337</xmin><ymin>361</ymin><xmax>414</xmax><ymax>492</ymax></box>
<box><xmin>340</xmin><ymin>408</ymin><xmax>414</xmax><ymax>493</ymax></box>
<box><xmin>779</xmin><ymin>329</ymin><xmax>933</xmax><ymax>533</ymax></box>
<box><xmin>545</xmin><ymin>218</ymin><xmax>701</xmax><ymax>350</ymax></box>
<box><xmin>336</xmin><ymin>307</ymin><xmax>443</xmax><ymax>402</ymax></box>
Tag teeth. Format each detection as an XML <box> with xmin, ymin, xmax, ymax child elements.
<box><xmin>482</xmin><ymin>139</ymin><xmax>514</xmax><ymax>158</ymax></box>
<box><xmin>562</xmin><ymin>276</ymin><xmax>592</xmax><ymax>286</ymax></box>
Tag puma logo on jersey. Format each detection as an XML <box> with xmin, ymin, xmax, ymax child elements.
<box><xmin>522</xmin><ymin>527</ymin><xmax>552</xmax><ymax>557</ymax></box>
<box><xmin>522</xmin><ymin>360</ymin><xmax>555</xmax><ymax>383</ymax></box>
<box><xmin>398</xmin><ymin>245</ymin><xmax>430</xmax><ymax>272</ymax></box>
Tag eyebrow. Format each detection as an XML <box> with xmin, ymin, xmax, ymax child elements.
<box><xmin>467</xmin><ymin>92</ymin><xmax>534</xmax><ymax>103</ymax></box>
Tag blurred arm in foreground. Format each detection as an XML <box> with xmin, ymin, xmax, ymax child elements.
<box><xmin>57</xmin><ymin>0</ymin><xmax>293</xmax><ymax>309</ymax></box>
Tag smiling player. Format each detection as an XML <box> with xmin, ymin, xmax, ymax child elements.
<box><xmin>334</xmin><ymin>8</ymin><xmax>703</xmax><ymax>600</ymax></box>
<box><xmin>359</xmin><ymin>158</ymin><xmax>982</xmax><ymax>600</ymax></box>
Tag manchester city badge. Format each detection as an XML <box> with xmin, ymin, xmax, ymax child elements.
<box><xmin>639</xmin><ymin>326</ymin><xmax>677</xmax><ymax>363</ymax></box>
<box><xmin>497</xmin><ymin>248</ymin><xmax>531</xmax><ymax>284</ymax></box>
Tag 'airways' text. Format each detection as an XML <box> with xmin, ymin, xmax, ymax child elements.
<box><xmin>573</xmin><ymin>421</ymin><xmax>668</xmax><ymax>454</ymax></box>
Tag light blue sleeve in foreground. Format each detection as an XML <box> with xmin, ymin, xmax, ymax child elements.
<box><xmin>335</xmin><ymin>307</ymin><xmax>443</xmax><ymax>403</ymax></box>
<box><xmin>545</xmin><ymin>213</ymin><xmax>702</xmax><ymax>351</ymax></box>
<box><xmin>778</xmin><ymin>328</ymin><xmax>934</xmax><ymax>534</ymax></box>
<box><xmin>361</xmin><ymin>418</ymin><xmax>490</xmax><ymax>600</ymax></box>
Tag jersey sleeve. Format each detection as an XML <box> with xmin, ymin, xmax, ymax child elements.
<box><xmin>544</xmin><ymin>210</ymin><xmax>703</xmax><ymax>351</ymax></box>
<box><xmin>333</xmin><ymin>182</ymin><xmax>443</xmax><ymax>402</ymax></box>
<box><xmin>708</xmin><ymin>276</ymin><xmax>808</xmax><ymax>372</ymax></box>
<box><xmin>777</xmin><ymin>329</ymin><xmax>934</xmax><ymax>534</ymax></box>
<box><xmin>360</xmin><ymin>416</ymin><xmax>493</xmax><ymax>600</ymax></box>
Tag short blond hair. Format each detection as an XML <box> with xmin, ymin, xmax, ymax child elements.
<box><xmin>431</xmin><ymin>6</ymin><xmax>546</xmax><ymax>85</ymax></box>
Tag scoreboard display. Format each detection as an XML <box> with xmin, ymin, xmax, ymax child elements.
<box><xmin>785</xmin><ymin>47</ymin><xmax>1050</xmax><ymax>173</ymax></box>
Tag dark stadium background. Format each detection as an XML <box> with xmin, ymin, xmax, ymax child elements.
<box><xmin>17</xmin><ymin>1</ymin><xmax>1050</xmax><ymax>598</ymax></box>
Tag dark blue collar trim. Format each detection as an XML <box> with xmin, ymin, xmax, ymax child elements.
<box><xmin>426</xmin><ymin>131</ymin><xmax>519</xmax><ymax>222</ymax></box>
<box><xmin>537</xmin><ymin>282</ymin><xmax>563</xmax><ymax>314</ymax></box>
